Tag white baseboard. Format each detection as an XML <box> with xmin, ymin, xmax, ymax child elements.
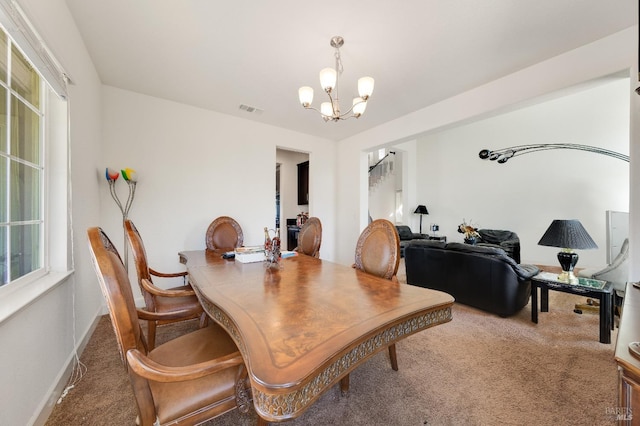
<box><xmin>32</xmin><ymin>295</ymin><xmax>146</xmax><ymax>425</ymax></box>
<box><xmin>32</xmin><ymin>293</ymin><xmax>147</xmax><ymax>425</ymax></box>
<box><xmin>31</xmin><ymin>305</ymin><xmax>103</xmax><ymax>426</ymax></box>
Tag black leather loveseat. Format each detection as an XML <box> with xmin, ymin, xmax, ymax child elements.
<box><xmin>404</xmin><ymin>240</ymin><xmax>539</xmax><ymax>317</ymax></box>
<box><xmin>396</xmin><ymin>225</ymin><xmax>427</xmax><ymax>257</ymax></box>
<box><xmin>477</xmin><ymin>229</ymin><xmax>521</xmax><ymax>264</ymax></box>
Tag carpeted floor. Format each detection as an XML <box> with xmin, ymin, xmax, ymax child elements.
<box><xmin>46</xmin><ymin>264</ymin><xmax>619</xmax><ymax>425</ymax></box>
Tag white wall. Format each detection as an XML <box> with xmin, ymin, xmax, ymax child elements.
<box><xmin>417</xmin><ymin>77</ymin><xmax>629</xmax><ymax>267</ymax></box>
<box><xmin>100</xmin><ymin>87</ymin><xmax>337</xmax><ymax>302</ymax></box>
<box><xmin>0</xmin><ymin>1</ymin><xmax>104</xmax><ymax>425</ymax></box>
<box><xmin>335</xmin><ymin>28</ymin><xmax>636</xmax><ymax>267</ymax></box>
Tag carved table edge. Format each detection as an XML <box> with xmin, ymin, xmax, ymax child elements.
<box><xmin>252</xmin><ymin>305</ymin><xmax>453</xmax><ymax>422</ymax></box>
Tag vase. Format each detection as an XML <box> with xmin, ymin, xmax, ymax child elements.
<box><xmin>464</xmin><ymin>237</ymin><xmax>477</xmax><ymax>245</ymax></box>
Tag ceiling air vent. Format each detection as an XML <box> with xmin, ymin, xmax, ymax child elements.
<box><xmin>239</xmin><ymin>104</ymin><xmax>263</xmax><ymax>115</ymax></box>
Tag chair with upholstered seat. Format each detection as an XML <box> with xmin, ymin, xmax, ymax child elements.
<box><xmin>206</xmin><ymin>216</ymin><xmax>244</xmax><ymax>251</ymax></box>
<box><xmin>125</xmin><ymin>219</ymin><xmax>207</xmax><ymax>350</ymax></box>
<box><xmin>88</xmin><ymin>227</ymin><xmax>252</xmax><ymax>426</ymax></box>
<box><xmin>341</xmin><ymin>218</ymin><xmax>401</xmax><ymax>394</ymax></box>
<box><xmin>294</xmin><ymin>217</ymin><xmax>322</xmax><ymax>258</ymax></box>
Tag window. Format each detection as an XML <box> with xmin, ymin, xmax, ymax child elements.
<box><xmin>0</xmin><ymin>28</ymin><xmax>45</xmax><ymax>287</ymax></box>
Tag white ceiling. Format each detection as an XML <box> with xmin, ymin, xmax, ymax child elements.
<box><xmin>64</xmin><ymin>0</ymin><xmax>636</xmax><ymax>141</ymax></box>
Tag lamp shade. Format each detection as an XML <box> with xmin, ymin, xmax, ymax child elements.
<box><xmin>319</xmin><ymin>67</ymin><xmax>337</xmax><ymax>91</ymax></box>
<box><xmin>320</xmin><ymin>102</ymin><xmax>333</xmax><ymax>118</ymax></box>
<box><xmin>352</xmin><ymin>97</ymin><xmax>366</xmax><ymax>116</ymax></box>
<box><xmin>414</xmin><ymin>205</ymin><xmax>429</xmax><ymax>215</ymax></box>
<box><xmin>537</xmin><ymin>219</ymin><xmax>598</xmax><ymax>250</ymax></box>
<box><xmin>358</xmin><ymin>76</ymin><xmax>375</xmax><ymax>98</ymax></box>
<box><xmin>298</xmin><ymin>86</ymin><xmax>314</xmax><ymax>106</ymax></box>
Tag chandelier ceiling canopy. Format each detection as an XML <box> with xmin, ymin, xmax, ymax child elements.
<box><xmin>298</xmin><ymin>36</ymin><xmax>374</xmax><ymax>122</ymax></box>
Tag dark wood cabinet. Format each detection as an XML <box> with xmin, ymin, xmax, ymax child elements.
<box><xmin>297</xmin><ymin>161</ymin><xmax>309</xmax><ymax>205</ymax></box>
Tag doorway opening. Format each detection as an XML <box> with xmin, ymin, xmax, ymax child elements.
<box><xmin>276</xmin><ymin>148</ymin><xmax>310</xmax><ymax>250</ymax></box>
<box><xmin>368</xmin><ymin>148</ymin><xmax>404</xmax><ymax>224</ymax></box>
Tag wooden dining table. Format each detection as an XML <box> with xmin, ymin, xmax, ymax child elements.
<box><xmin>179</xmin><ymin>249</ymin><xmax>454</xmax><ymax>424</ymax></box>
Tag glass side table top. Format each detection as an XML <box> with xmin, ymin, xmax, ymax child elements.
<box><xmin>534</xmin><ymin>271</ymin><xmax>607</xmax><ymax>290</ymax></box>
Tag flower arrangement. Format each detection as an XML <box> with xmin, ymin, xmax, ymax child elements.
<box><xmin>457</xmin><ymin>220</ymin><xmax>480</xmax><ymax>240</ymax></box>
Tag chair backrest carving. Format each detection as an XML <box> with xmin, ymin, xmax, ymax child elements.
<box><xmin>297</xmin><ymin>217</ymin><xmax>322</xmax><ymax>258</ymax></box>
<box><xmin>205</xmin><ymin>216</ymin><xmax>244</xmax><ymax>250</ymax></box>
<box><xmin>88</xmin><ymin>227</ymin><xmax>147</xmax><ymax>368</ymax></box>
<box><xmin>354</xmin><ymin>219</ymin><xmax>400</xmax><ymax>280</ymax></box>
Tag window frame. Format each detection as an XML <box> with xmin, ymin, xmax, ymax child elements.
<box><xmin>0</xmin><ymin>32</ymin><xmax>46</xmax><ymax>287</ymax></box>
<box><xmin>0</xmin><ymin>12</ymin><xmax>71</xmax><ymax>321</ymax></box>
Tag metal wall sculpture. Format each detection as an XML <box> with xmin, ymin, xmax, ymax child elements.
<box><xmin>478</xmin><ymin>144</ymin><xmax>629</xmax><ymax>164</ymax></box>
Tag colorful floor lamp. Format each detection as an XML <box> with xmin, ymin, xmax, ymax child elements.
<box><xmin>105</xmin><ymin>167</ymin><xmax>138</xmax><ymax>272</ymax></box>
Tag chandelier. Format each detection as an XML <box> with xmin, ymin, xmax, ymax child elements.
<box><xmin>298</xmin><ymin>36</ymin><xmax>374</xmax><ymax>122</ymax></box>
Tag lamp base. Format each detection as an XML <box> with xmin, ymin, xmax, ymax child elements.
<box><xmin>557</xmin><ymin>250</ymin><xmax>579</xmax><ymax>284</ymax></box>
<box><xmin>557</xmin><ymin>270</ymin><xmax>578</xmax><ymax>284</ymax></box>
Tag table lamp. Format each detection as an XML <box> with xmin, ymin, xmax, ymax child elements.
<box><xmin>414</xmin><ymin>205</ymin><xmax>429</xmax><ymax>234</ymax></box>
<box><xmin>537</xmin><ymin>219</ymin><xmax>598</xmax><ymax>284</ymax></box>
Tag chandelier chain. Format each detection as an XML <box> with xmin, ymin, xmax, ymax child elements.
<box><xmin>334</xmin><ymin>48</ymin><xmax>343</xmax><ymax>75</ymax></box>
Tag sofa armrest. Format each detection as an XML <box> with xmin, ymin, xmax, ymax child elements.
<box><xmin>513</xmin><ymin>264</ymin><xmax>539</xmax><ymax>280</ymax></box>
<box><xmin>408</xmin><ymin>240</ymin><xmax>447</xmax><ymax>249</ymax></box>
<box><xmin>471</xmin><ymin>244</ymin><xmax>536</xmax><ymax>279</ymax></box>
<box><xmin>395</xmin><ymin>225</ymin><xmax>414</xmax><ymax>241</ymax></box>
<box><xmin>478</xmin><ymin>241</ymin><xmax>520</xmax><ymax>264</ymax></box>
<box><xmin>499</xmin><ymin>239</ymin><xmax>519</xmax><ymax>250</ymax></box>
<box><xmin>501</xmin><ymin>240</ymin><xmax>521</xmax><ymax>264</ymax></box>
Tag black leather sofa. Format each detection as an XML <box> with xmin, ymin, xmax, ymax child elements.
<box><xmin>396</xmin><ymin>225</ymin><xmax>427</xmax><ymax>257</ymax></box>
<box><xmin>404</xmin><ymin>240</ymin><xmax>539</xmax><ymax>317</ymax></box>
<box><xmin>477</xmin><ymin>229</ymin><xmax>521</xmax><ymax>264</ymax></box>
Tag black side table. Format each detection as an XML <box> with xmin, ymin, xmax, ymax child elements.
<box><xmin>531</xmin><ymin>272</ymin><xmax>613</xmax><ymax>344</ymax></box>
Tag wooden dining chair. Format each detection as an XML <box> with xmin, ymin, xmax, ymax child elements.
<box><xmin>205</xmin><ymin>216</ymin><xmax>244</xmax><ymax>251</ymax></box>
<box><xmin>354</xmin><ymin>218</ymin><xmax>401</xmax><ymax>282</ymax></box>
<box><xmin>88</xmin><ymin>227</ymin><xmax>252</xmax><ymax>426</ymax></box>
<box><xmin>125</xmin><ymin>219</ymin><xmax>207</xmax><ymax>350</ymax></box>
<box><xmin>294</xmin><ymin>217</ymin><xmax>322</xmax><ymax>258</ymax></box>
<box><xmin>342</xmin><ymin>218</ymin><xmax>401</xmax><ymax>394</ymax></box>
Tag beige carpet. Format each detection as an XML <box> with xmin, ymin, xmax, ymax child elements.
<box><xmin>46</xmin><ymin>265</ymin><xmax>619</xmax><ymax>425</ymax></box>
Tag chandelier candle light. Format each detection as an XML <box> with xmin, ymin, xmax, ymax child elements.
<box><xmin>298</xmin><ymin>36</ymin><xmax>374</xmax><ymax>122</ymax></box>
<box><xmin>105</xmin><ymin>167</ymin><xmax>138</xmax><ymax>272</ymax></box>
